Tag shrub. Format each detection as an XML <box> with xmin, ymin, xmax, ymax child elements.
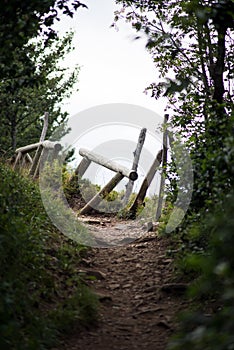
<box><xmin>0</xmin><ymin>162</ymin><xmax>98</xmax><ymax>349</ymax></box>
<box><xmin>168</xmin><ymin>190</ymin><xmax>234</xmax><ymax>350</ymax></box>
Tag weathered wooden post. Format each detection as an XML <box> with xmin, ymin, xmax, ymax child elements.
<box><xmin>39</xmin><ymin>112</ymin><xmax>49</xmax><ymax>142</ymax></box>
<box><xmin>13</xmin><ymin>151</ymin><xmax>22</xmax><ymax>170</ymax></box>
<box><xmin>21</xmin><ymin>153</ymin><xmax>32</xmax><ymax>168</ymax></box>
<box><xmin>69</xmin><ymin>156</ymin><xmax>92</xmax><ymax>186</ymax></box>
<box><xmin>33</xmin><ymin>141</ymin><xmax>62</xmax><ymax>179</ymax></box>
<box><xmin>29</xmin><ymin>144</ymin><xmax>44</xmax><ymax>176</ymax></box>
<box><xmin>25</xmin><ymin>153</ymin><xmax>33</xmax><ymax>164</ymax></box>
<box><xmin>14</xmin><ymin>141</ymin><xmax>61</xmax><ymax>177</ymax></box>
<box><xmin>75</xmin><ymin>157</ymin><xmax>92</xmax><ymax>178</ymax></box>
<box><xmin>128</xmin><ymin>149</ymin><xmax>163</xmax><ymax>219</ymax></box>
<box><xmin>12</xmin><ymin>113</ymin><xmax>63</xmax><ymax>180</ymax></box>
<box><xmin>79</xmin><ymin>173</ymin><xmax>124</xmax><ymax>215</ymax></box>
<box><xmin>15</xmin><ymin>142</ymin><xmax>42</xmax><ymax>172</ymax></box>
<box><xmin>29</xmin><ymin>112</ymin><xmax>49</xmax><ymax>177</ymax></box>
<box><xmin>123</xmin><ymin>127</ymin><xmax>147</xmax><ymax>206</ymax></box>
<box><xmin>156</xmin><ymin>114</ymin><xmax>169</xmax><ymax>220</ymax></box>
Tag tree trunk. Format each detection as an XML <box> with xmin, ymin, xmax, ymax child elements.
<box><xmin>212</xmin><ymin>27</ymin><xmax>227</xmax><ymax>104</ymax></box>
<box><xmin>11</xmin><ymin>115</ymin><xmax>17</xmax><ymax>151</ymax></box>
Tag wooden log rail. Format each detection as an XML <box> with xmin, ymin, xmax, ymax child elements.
<box><xmin>13</xmin><ymin>140</ymin><xmax>62</xmax><ymax>179</ymax></box>
<box><xmin>79</xmin><ymin>148</ymin><xmax>138</xmax><ymax>181</ymax></box>
<box><xmin>15</xmin><ymin>140</ymin><xmax>61</xmax><ymax>154</ymax></box>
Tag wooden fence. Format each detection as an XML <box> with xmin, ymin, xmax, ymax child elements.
<box><xmin>77</xmin><ymin>148</ymin><xmax>138</xmax><ymax>215</ymax></box>
<box><xmin>13</xmin><ymin>113</ymin><xmax>169</xmax><ymax>222</ymax></box>
<box><xmin>72</xmin><ymin>117</ymin><xmax>169</xmax><ymax>219</ymax></box>
<box><xmin>13</xmin><ymin>140</ymin><xmax>62</xmax><ymax>179</ymax></box>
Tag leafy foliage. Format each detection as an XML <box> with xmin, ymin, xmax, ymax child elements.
<box><xmin>168</xmin><ymin>189</ymin><xmax>234</xmax><ymax>350</ymax></box>
<box><xmin>0</xmin><ymin>0</ymin><xmax>87</xmax><ymax>67</ymax></box>
<box><xmin>115</xmin><ymin>2</ymin><xmax>234</xmax><ymax>349</ymax></box>
<box><xmin>0</xmin><ymin>0</ymin><xmax>87</xmax><ymax>156</ymax></box>
<box><xmin>0</xmin><ymin>31</ymin><xmax>79</xmax><ymax>155</ymax></box>
<box><xmin>115</xmin><ymin>0</ymin><xmax>234</xmax><ymax>213</ymax></box>
<box><xmin>0</xmin><ymin>162</ymin><xmax>98</xmax><ymax>349</ymax></box>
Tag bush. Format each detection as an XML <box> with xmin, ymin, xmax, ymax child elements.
<box><xmin>168</xmin><ymin>189</ymin><xmax>234</xmax><ymax>350</ymax></box>
<box><xmin>0</xmin><ymin>162</ymin><xmax>98</xmax><ymax>349</ymax></box>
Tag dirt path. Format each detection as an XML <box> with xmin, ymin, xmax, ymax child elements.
<box><xmin>57</xmin><ymin>218</ymin><xmax>188</xmax><ymax>350</ymax></box>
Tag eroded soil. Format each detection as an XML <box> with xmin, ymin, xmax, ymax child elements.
<box><xmin>56</xmin><ymin>218</ymin><xmax>189</xmax><ymax>350</ymax></box>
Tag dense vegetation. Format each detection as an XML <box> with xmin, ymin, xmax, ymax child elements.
<box><xmin>169</xmin><ymin>190</ymin><xmax>234</xmax><ymax>349</ymax></box>
<box><xmin>1</xmin><ymin>0</ymin><xmax>234</xmax><ymax>348</ymax></box>
<box><xmin>115</xmin><ymin>0</ymin><xmax>234</xmax><ymax>348</ymax></box>
<box><xmin>0</xmin><ymin>31</ymin><xmax>80</xmax><ymax>154</ymax></box>
<box><xmin>0</xmin><ymin>0</ymin><xmax>86</xmax><ymax>156</ymax></box>
<box><xmin>0</xmin><ymin>1</ymin><xmax>98</xmax><ymax>348</ymax></box>
<box><xmin>0</xmin><ymin>162</ymin><xmax>98</xmax><ymax>349</ymax></box>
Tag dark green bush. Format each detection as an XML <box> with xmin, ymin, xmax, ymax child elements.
<box><xmin>168</xmin><ymin>190</ymin><xmax>234</xmax><ymax>350</ymax></box>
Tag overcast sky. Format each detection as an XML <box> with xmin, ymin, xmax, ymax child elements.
<box><xmin>53</xmin><ymin>0</ymin><xmax>167</xmax><ymax>195</ymax></box>
<box><xmin>56</xmin><ymin>0</ymin><xmax>167</xmax><ymax>116</ymax></box>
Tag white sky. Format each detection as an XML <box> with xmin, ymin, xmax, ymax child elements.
<box><xmin>55</xmin><ymin>0</ymin><xmax>167</xmax><ymax>116</ymax></box>
<box><xmin>53</xmin><ymin>0</ymin><xmax>168</xmax><ymax>195</ymax></box>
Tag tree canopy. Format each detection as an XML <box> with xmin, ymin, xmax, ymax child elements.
<box><xmin>115</xmin><ymin>0</ymin><xmax>234</xmax><ymax>210</ymax></box>
<box><xmin>0</xmin><ymin>0</ymin><xmax>87</xmax><ymax>65</ymax></box>
<box><xmin>0</xmin><ymin>1</ymin><xmax>87</xmax><ymax>155</ymax></box>
<box><xmin>0</xmin><ymin>32</ymin><xmax>79</xmax><ymax>153</ymax></box>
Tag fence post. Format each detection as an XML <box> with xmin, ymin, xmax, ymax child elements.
<box><xmin>79</xmin><ymin>172</ymin><xmax>124</xmax><ymax>215</ymax></box>
<box><xmin>39</xmin><ymin>112</ymin><xmax>49</xmax><ymax>142</ymax></box>
<box><xmin>29</xmin><ymin>144</ymin><xmax>44</xmax><ymax>177</ymax></box>
<box><xmin>128</xmin><ymin>149</ymin><xmax>163</xmax><ymax>219</ymax></box>
<box><xmin>75</xmin><ymin>157</ymin><xmax>91</xmax><ymax>177</ymax></box>
<box><xmin>156</xmin><ymin>114</ymin><xmax>169</xmax><ymax>220</ymax></box>
<box><xmin>29</xmin><ymin>112</ymin><xmax>49</xmax><ymax>177</ymax></box>
<box><xmin>13</xmin><ymin>151</ymin><xmax>22</xmax><ymax>170</ymax></box>
<box><xmin>123</xmin><ymin>127</ymin><xmax>147</xmax><ymax>206</ymax></box>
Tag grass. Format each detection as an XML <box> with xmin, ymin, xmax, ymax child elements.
<box><xmin>0</xmin><ymin>161</ymin><xmax>98</xmax><ymax>349</ymax></box>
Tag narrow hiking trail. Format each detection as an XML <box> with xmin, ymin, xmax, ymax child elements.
<box><xmin>56</xmin><ymin>218</ymin><xmax>189</xmax><ymax>350</ymax></box>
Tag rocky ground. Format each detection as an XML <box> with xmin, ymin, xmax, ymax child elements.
<box><xmin>55</xmin><ymin>218</ymin><xmax>189</xmax><ymax>350</ymax></box>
